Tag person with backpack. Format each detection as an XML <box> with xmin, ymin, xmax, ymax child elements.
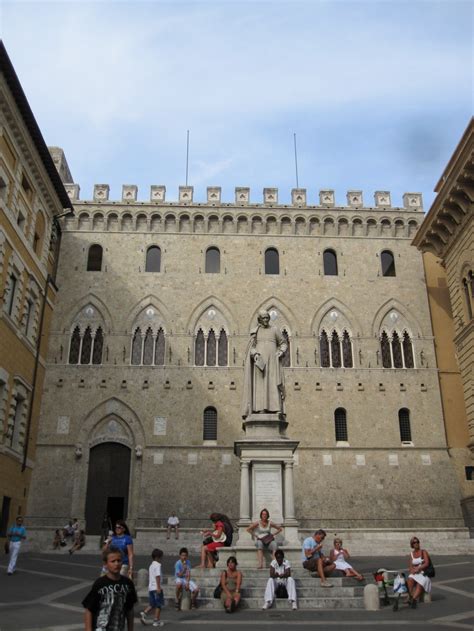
<box><xmin>198</xmin><ymin>513</ymin><xmax>233</xmax><ymax>568</ymax></box>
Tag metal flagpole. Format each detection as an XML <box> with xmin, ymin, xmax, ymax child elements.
<box><xmin>293</xmin><ymin>132</ymin><xmax>299</xmax><ymax>188</ymax></box>
<box><xmin>186</xmin><ymin>130</ymin><xmax>190</xmax><ymax>186</ymax></box>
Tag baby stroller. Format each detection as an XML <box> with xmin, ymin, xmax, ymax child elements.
<box><xmin>373</xmin><ymin>568</ymin><xmax>408</xmax><ymax>611</ymax></box>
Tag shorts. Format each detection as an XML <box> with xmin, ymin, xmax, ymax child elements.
<box><xmin>175</xmin><ymin>577</ymin><xmax>198</xmax><ymax>592</ymax></box>
<box><xmin>206</xmin><ymin>541</ymin><xmax>224</xmax><ymax>552</ymax></box>
<box><xmin>256</xmin><ymin>539</ymin><xmax>278</xmax><ymax>552</ymax></box>
<box><xmin>148</xmin><ymin>590</ymin><xmax>165</xmax><ymax>608</ymax></box>
<box><xmin>302</xmin><ymin>556</ymin><xmax>326</xmax><ymax>571</ymax></box>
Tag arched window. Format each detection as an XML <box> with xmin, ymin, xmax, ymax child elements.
<box><xmin>207</xmin><ymin>329</ymin><xmax>217</xmax><ymax>366</ymax></box>
<box><xmin>334</xmin><ymin>408</ymin><xmax>348</xmax><ymax>442</ymax></box>
<box><xmin>87</xmin><ymin>244</ymin><xmax>103</xmax><ymax>271</ymax></box>
<box><xmin>155</xmin><ymin>328</ymin><xmax>165</xmax><ymax>365</ymax></box>
<box><xmin>265</xmin><ymin>248</ymin><xmax>279</xmax><ymax>274</ymax></box>
<box><xmin>380</xmin><ymin>331</ymin><xmax>392</xmax><ymax>368</ymax></box>
<box><xmin>143</xmin><ymin>328</ymin><xmax>154</xmax><ymax>365</ymax></box>
<box><xmin>392</xmin><ymin>331</ymin><xmax>403</xmax><ymax>368</ymax></box>
<box><xmin>399</xmin><ymin>408</ymin><xmax>412</xmax><ymax>442</ymax></box>
<box><xmin>131</xmin><ymin>328</ymin><xmax>142</xmax><ymax>365</ymax></box>
<box><xmin>463</xmin><ymin>277</ymin><xmax>473</xmax><ymax>320</ymax></box>
<box><xmin>218</xmin><ymin>329</ymin><xmax>228</xmax><ymax>366</ymax></box>
<box><xmin>402</xmin><ymin>332</ymin><xmax>414</xmax><ymax>368</ymax></box>
<box><xmin>205</xmin><ymin>247</ymin><xmax>220</xmax><ymax>273</ymax></box>
<box><xmin>323</xmin><ymin>249</ymin><xmax>338</xmax><ymax>276</ymax></box>
<box><xmin>331</xmin><ymin>331</ymin><xmax>341</xmax><ymax>367</ymax></box>
<box><xmin>92</xmin><ymin>327</ymin><xmax>103</xmax><ymax>364</ymax></box>
<box><xmin>281</xmin><ymin>329</ymin><xmax>291</xmax><ymax>367</ymax></box>
<box><xmin>80</xmin><ymin>326</ymin><xmax>93</xmax><ymax>364</ymax></box>
<box><xmin>203</xmin><ymin>406</ymin><xmax>217</xmax><ymax>441</ymax></box>
<box><xmin>320</xmin><ymin>330</ymin><xmax>330</xmax><ymax>367</ymax></box>
<box><xmin>145</xmin><ymin>246</ymin><xmax>161</xmax><ymax>272</ymax></box>
<box><xmin>381</xmin><ymin>250</ymin><xmax>396</xmax><ymax>277</ymax></box>
<box><xmin>195</xmin><ymin>329</ymin><xmax>205</xmax><ymax>366</ymax></box>
<box><xmin>342</xmin><ymin>330</ymin><xmax>353</xmax><ymax>367</ymax></box>
<box><xmin>68</xmin><ymin>326</ymin><xmax>81</xmax><ymax>364</ymax></box>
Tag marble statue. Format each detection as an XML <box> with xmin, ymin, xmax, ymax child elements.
<box><xmin>241</xmin><ymin>310</ymin><xmax>287</xmax><ymax>419</ymax></box>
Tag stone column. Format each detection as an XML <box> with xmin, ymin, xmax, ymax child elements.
<box><xmin>239</xmin><ymin>461</ymin><xmax>250</xmax><ymax>521</ymax></box>
<box><xmin>284</xmin><ymin>461</ymin><xmax>296</xmax><ymax>520</ymax></box>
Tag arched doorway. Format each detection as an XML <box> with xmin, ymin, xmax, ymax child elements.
<box><xmin>85</xmin><ymin>442</ymin><xmax>131</xmax><ymax>534</ymax></box>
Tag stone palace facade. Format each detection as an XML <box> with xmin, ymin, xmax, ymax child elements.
<box><xmin>26</xmin><ymin>174</ymin><xmax>466</xmax><ymax>534</ymax></box>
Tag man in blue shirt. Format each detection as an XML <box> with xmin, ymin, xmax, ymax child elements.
<box><xmin>7</xmin><ymin>516</ymin><xmax>27</xmax><ymax>575</ymax></box>
<box><xmin>301</xmin><ymin>529</ymin><xmax>335</xmax><ymax>587</ymax></box>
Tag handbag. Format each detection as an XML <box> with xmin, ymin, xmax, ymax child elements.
<box><xmin>275</xmin><ymin>583</ymin><xmax>288</xmax><ymax>599</ymax></box>
<box><xmin>260</xmin><ymin>533</ymin><xmax>275</xmax><ymax>546</ymax></box>
<box><xmin>202</xmin><ymin>536</ymin><xmax>213</xmax><ymax>545</ymax></box>
<box><xmin>423</xmin><ymin>552</ymin><xmax>435</xmax><ymax>578</ymax></box>
<box><xmin>213</xmin><ymin>584</ymin><xmax>222</xmax><ymax>598</ymax></box>
<box><xmin>4</xmin><ymin>540</ymin><xmax>10</xmax><ymax>555</ymax></box>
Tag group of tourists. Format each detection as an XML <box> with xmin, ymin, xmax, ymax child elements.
<box><xmin>52</xmin><ymin>518</ymin><xmax>86</xmax><ymax>554</ymax></box>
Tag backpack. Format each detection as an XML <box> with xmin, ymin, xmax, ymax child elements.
<box><xmin>223</xmin><ymin>521</ymin><xmax>233</xmax><ymax>547</ymax></box>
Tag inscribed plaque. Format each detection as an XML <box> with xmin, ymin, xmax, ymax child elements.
<box><xmin>252</xmin><ymin>464</ymin><xmax>283</xmax><ymax>522</ymax></box>
<box><xmin>154</xmin><ymin>417</ymin><xmax>167</xmax><ymax>435</ymax></box>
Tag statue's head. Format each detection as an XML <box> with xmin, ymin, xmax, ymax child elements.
<box><xmin>257</xmin><ymin>310</ymin><xmax>271</xmax><ymax>327</ymax></box>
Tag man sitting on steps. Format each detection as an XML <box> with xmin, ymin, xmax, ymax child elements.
<box><xmin>301</xmin><ymin>529</ymin><xmax>335</xmax><ymax>588</ymax></box>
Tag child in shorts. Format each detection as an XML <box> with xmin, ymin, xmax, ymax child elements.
<box><xmin>140</xmin><ymin>548</ymin><xmax>164</xmax><ymax>627</ymax></box>
<box><xmin>174</xmin><ymin>547</ymin><xmax>199</xmax><ymax>610</ymax></box>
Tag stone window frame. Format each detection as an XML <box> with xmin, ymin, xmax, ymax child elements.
<box><xmin>68</xmin><ymin>323</ymin><xmax>105</xmax><ymax>365</ymax></box>
<box><xmin>130</xmin><ymin>325</ymin><xmax>166</xmax><ymax>366</ymax></box>
<box><xmin>86</xmin><ymin>243</ymin><xmax>104</xmax><ymax>272</ymax></box>
<box><xmin>399</xmin><ymin>408</ymin><xmax>414</xmax><ymax>446</ymax></box>
<box><xmin>0</xmin><ymin>367</ymin><xmax>10</xmax><ymax>441</ymax></box>
<box><xmin>205</xmin><ymin>246</ymin><xmax>221</xmax><ymax>274</ymax></box>
<box><xmin>145</xmin><ymin>245</ymin><xmax>161</xmax><ymax>273</ymax></box>
<box><xmin>5</xmin><ymin>378</ymin><xmax>30</xmax><ymax>454</ymax></box>
<box><xmin>334</xmin><ymin>407</ymin><xmax>349</xmax><ymax>446</ymax></box>
<box><xmin>203</xmin><ymin>406</ymin><xmax>218</xmax><ymax>443</ymax></box>
<box><xmin>319</xmin><ymin>327</ymin><xmax>353</xmax><ymax>368</ymax></box>
<box><xmin>379</xmin><ymin>328</ymin><xmax>415</xmax><ymax>369</ymax></box>
<box><xmin>194</xmin><ymin>326</ymin><xmax>228</xmax><ymax>367</ymax></box>
<box><xmin>2</xmin><ymin>252</ymin><xmax>24</xmax><ymax>324</ymax></box>
<box><xmin>21</xmin><ymin>276</ymin><xmax>41</xmax><ymax>343</ymax></box>
<box><xmin>323</xmin><ymin>249</ymin><xmax>338</xmax><ymax>276</ymax></box>
<box><xmin>380</xmin><ymin>249</ymin><xmax>396</xmax><ymax>277</ymax></box>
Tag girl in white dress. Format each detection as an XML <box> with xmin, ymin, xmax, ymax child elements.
<box><xmin>329</xmin><ymin>538</ymin><xmax>364</xmax><ymax>581</ymax></box>
<box><xmin>407</xmin><ymin>537</ymin><xmax>432</xmax><ymax>608</ymax></box>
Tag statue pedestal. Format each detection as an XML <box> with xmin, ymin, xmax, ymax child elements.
<box><xmin>234</xmin><ymin>413</ymin><xmax>300</xmax><ymax>548</ymax></box>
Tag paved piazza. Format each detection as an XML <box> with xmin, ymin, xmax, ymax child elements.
<box><xmin>0</xmin><ymin>553</ymin><xmax>472</xmax><ymax>630</ymax></box>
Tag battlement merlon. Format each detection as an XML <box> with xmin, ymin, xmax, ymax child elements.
<box><xmin>63</xmin><ymin>185</ymin><xmax>423</xmax><ymax>211</ymax></box>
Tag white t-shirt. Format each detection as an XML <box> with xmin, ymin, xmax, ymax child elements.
<box><xmin>168</xmin><ymin>516</ymin><xmax>179</xmax><ymax>526</ymax></box>
<box><xmin>148</xmin><ymin>560</ymin><xmax>162</xmax><ymax>591</ymax></box>
<box><xmin>270</xmin><ymin>558</ymin><xmax>291</xmax><ymax>579</ymax></box>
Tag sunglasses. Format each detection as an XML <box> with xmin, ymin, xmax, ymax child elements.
<box><xmin>412</xmin><ymin>540</ymin><xmax>420</xmax><ymax>544</ymax></box>
<box><xmin>115</xmin><ymin>526</ymin><xmax>125</xmax><ymax>530</ymax></box>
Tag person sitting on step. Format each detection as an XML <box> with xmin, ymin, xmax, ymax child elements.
<box><xmin>262</xmin><ymin>550</ymin><xmax>297</xmax><ymax>610</ymax></box>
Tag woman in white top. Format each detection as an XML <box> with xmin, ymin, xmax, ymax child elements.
<box><xmin>407</xmin><ymin>537</ymin><xmax>432</xmax><ymax>608</ymax></box>
<box><xmin>329</xmin><ymin>538</ymin><xmax>364</xmax><ymax>581</ymax></box>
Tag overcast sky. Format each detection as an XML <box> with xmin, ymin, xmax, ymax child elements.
<box><xmin>2</xmin><ymin>0</ymin><xmax>473</xmax><ymax>207</ymax></box>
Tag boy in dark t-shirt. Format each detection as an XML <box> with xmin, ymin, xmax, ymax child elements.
<box><xmin>83</xmin><ymin>546</ymin><xmax>137</xmax><ymax>631</ymax></box>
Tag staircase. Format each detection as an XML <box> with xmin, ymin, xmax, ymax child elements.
<box><xmin>137</xmin><ymin>568</ymin><xmax>366</xmax><ymax>610</ymax></box>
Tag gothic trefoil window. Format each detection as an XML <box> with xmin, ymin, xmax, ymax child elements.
<box><xmin>319</xmin><ymin>328</ymin><xmax>353</xmax><ymax>368</ymax></box>
<box><xmin>207</xmin><ymin>330</ymin><xmax>217</xmax><ymax>366</ymax></box>
<box><xmin>195</xmin><ymin>329</ymin><xmax>205</xmax><ymax>366</ymax></box>
<box><xmin>281</xmin><ymin>329</ymin><xmax>291</xmax><ymax>367</ymax></box>
<box><xmin>380</xmin><ymin>329</ymin><xmax>415</xmax><ymax>368</ymax></box>
<box><xmin>130</xmin><ymin>325</ymin><xmax>166</xmax><ymax>366</ymax></box>
<box><xmin>342</xmin><ymin>330</ymin><xmax>353</xmax><ymax>367</ymax></box>
<box><xmin>320</xmin><ymin>331</ymin><xmax>330</xmax><ymax>368</ymax></box>
<box><xmin>218</xmin><ymin>330</ymin><xmax>228</xmax><ymax>366</ymax></box>
<box><xmin>68</xmin><ymin>325</ymin><xmax>104</xmax><ymax>365</ymax></box>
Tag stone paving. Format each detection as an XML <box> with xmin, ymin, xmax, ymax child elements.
<box><xmin>0</xmin><ymin>552</ymin><xmax>472</xmax><ymax>630</ymax></box>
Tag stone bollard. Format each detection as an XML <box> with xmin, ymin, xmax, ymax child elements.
<box><xmin>364</xmin><ymin>584</ymin><xmax>380</xmax><ymax>611</ymax></box>
<box><xmin>180</xmin><ymin>589</ymin><xmax>191</xmax><ymax>611</ymax></box>
<box><xmin>137</xmin><ymin>568</ymin><xmax>148</xmax><ymax>590</ymax></box>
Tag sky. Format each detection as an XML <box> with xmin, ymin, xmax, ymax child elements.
<box><xmin>1</xmin><ymin>0</ymin><xmax>473</xmax><ymax>208</ymax></box>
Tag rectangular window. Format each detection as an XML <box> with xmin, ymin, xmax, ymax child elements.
<box><xmin>24</xmin><ymin>300</ymin><xmax>33</xmax><ymax>337</ymax></box>
<box><xmin>6</xmin><ymin>274</ymin><xmax>17</xmax><ymax>316</ymax></box>
<box><xmin>10</xmin><ymin>395</ymin><xmax>24</xmax><ymax>451</ymax></box>
<box><xmin>17</xmin><ymin>211</ymin><xmax>26</xmax><ymax>231</ymax></box>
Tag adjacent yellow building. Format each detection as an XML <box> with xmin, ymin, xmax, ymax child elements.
<box><xmin>413</xmin><ymin>118</ymin><xmax>474</xmax><ymax>530</ymax></box>
<box><xmin>0</xmin><ymin>42</ymin><xmax>72</xmax><ymax>535</ymax></box>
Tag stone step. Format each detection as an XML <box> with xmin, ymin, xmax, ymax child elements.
<box><xmin>139</xmin><ymin>596</ymin><xmax>365</xmax><ymax>610</ymax></box>
<box><xmin>142</xmin><ymin>586</ymin><xmax>363</xmax><ymax>598</ymax></box>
